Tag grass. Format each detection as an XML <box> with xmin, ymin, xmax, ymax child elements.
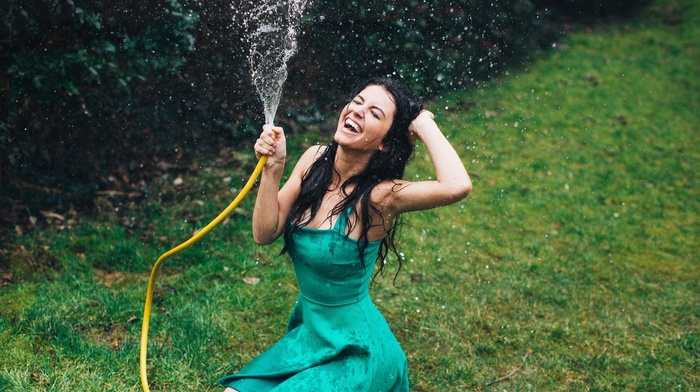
<box><xmin>1</xmin><ymin>0</ymin><xmax>698</xmax><ymax>390</ymax></box>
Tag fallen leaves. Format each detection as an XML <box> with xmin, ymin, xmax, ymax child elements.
<box><xmin>94</xmin><ymin>270</ymin><xmax>125</xmax><ymax>288</ymax></box>
<box><xmin>40</xmin><ymin>211</ymin><xmax>66</xmax><ymax>221</ymax></box>
<box><xmin>1</xmin><ymin>273</ymin><xmax>12</xmax><ymax>288</ymax></box>
<box><xmin>109</xmin><ymin>338</ymin><xmax>122</xmax><ymax>350</ymax></box>
<box><xmin>243</xmin><ymin>276</ymin><xmax>261</xmax><ymax>285</ymax></box>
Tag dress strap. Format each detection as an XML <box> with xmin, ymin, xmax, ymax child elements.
<box><xmin>333</xmin><ymin>207</ymin><xmax>353</xmax><ymax>235</ymax></box>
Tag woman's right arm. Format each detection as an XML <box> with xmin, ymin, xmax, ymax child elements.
<box><xmin>252</xmin><ymin>125</ymin><xmax>321</xmax><ymax>244</ymax></box>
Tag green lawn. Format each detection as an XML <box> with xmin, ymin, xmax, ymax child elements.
<box><xmin>1</xmin><ymin>0</ymin><xmax>698</xmax><ymax>390</ymax></box>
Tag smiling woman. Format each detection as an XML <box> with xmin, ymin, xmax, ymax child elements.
<box><xmin>335</xmin><ymin>85</ymin><xmax>396</xmax><ymax>153</ymax></box>
<box><xmin>218</xmin><ymin>77</ymin><xmax>472</xmax><ymax>392</ymax></box>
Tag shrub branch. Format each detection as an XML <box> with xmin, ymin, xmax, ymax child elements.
<box><xmin>486</xmin><ymin>351</ymin><xmax>530</xmax><ymax>387</ymax></box>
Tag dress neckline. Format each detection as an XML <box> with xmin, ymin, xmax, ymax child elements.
<box><xmin>294</xmin><ymin>209</ymin><xmax>381</xmax><ymax>244</ymax></box>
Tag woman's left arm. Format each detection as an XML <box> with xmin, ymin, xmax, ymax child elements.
<box><xmin>384</xmin><ymin>110</ymin><xmax>472</xmax><ymax>214</ymax></box>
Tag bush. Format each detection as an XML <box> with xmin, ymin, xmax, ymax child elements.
<box><xmin>289</xmin><ymin>0</ymin><xmax>558</xmax><ymax>105</ymax></box>
<box><xmin>3</xmin><ymin>0</ymin><xmax>200</xmax><ymax>209</ymax></box>
<box><xmin>533</xmin><ymin>0</ymin><xmax>655</xmax><ymax>19</ymax></box>
<box><xmin>1</xmin><ymin>0</ymin><xmax>655</xmax><ymax>222</ymax></box>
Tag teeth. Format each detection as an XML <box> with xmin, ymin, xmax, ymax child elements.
<box><xmin>345</xmin><ymin>119</ymin><xmax>361</xmax><ymax>133</ymax></box>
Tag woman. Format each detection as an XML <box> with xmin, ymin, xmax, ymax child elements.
<box><xmin>219</xmin><ymin>77</ymin><xmax>471</xmax><ymax>391</ymax></box>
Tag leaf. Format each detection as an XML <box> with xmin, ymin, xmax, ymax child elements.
<box><xmin>40</xmin><ymin>211</ymin><xmax>66</xmax><ymax>221</ymax></box>
<box><xmin>242</xmin><ymin>277</ymin><xmax>260</xmax><ymax>285</ymax></box>
<box><xmin>102</xmin><ymin>41</ymin><xmax>116</xmax><ymax>53</ymax></box>
<box><xmin>96</xmin><ymin>190</ymin><xmax>125</xmax><ymax>197</ymax></box>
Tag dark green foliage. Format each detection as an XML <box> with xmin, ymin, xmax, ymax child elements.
<box><xmin>294</xmin><ymin>0</ymin><xmax>558</xmax><ymax>100</ymax></box>
<box><xmin>3</xmin><ymin>0</ymin><xmax>200</xmax><ymax>210</ymax></box>
<box><xmin>1</xmin><ymin>0</ymin><xmax>655</xmax><ymax>219</ymax></box>
<box><xmin>533</xmin><ymin>0</ymin><xmax>654</xmax><ymax>18</ymax></box>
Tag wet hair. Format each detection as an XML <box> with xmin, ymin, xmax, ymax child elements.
<box><xmin>282</xmin><ymin>77</ymin><xmax>422</xmax><ymax>282</ymax></box>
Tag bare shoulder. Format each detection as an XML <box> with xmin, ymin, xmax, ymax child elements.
<box><xmin>292</xmin><ymin>145</ymin><xmax>327</xmax><ymax>176</ymax></box>
<box><xmin>300</xmin><ymin>145</ymin><xmax>327</xmax><ymax>165</ymax></box>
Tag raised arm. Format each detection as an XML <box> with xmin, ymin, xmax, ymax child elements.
<box><xmin>381</xmin><ymin>110</ymin><xmax>472</xmax><ymax>215</ymax></box>
<box><xmin>252</xmin><ymin>125</ymin><xmax>321</xmax><ymax>244</ymax></box>
<box><xmin>252</xmin><ymin>125</ymin><xmax>287</xmax><ymax>244</ymax></box>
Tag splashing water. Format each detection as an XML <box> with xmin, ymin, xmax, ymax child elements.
<box><xmin>243</xmin><ymin>0</ymin><xmax>310</xmax><ymax>125</ymax></box>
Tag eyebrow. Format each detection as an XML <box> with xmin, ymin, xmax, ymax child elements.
<box><xmin>356</xmin><ymin>94</ymin><xmax>387</xmax><ymax>118</ymax></box>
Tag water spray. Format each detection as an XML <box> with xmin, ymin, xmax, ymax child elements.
<box><xmin>139</xmin><ymin>1</ymin><xmax>309</xmax><ymax>390</ymax></box>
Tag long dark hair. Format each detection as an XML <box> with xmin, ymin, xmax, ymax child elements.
<box><xmin>282</xmin><ymin>77</ymin><xmax>422</xmax><ymax>281</ymax></box>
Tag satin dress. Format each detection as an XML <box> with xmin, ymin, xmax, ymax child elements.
<box><xmin>218</xmin><ymin>210</ymin><xmax>409</xmax><ymax>391</ymax></box>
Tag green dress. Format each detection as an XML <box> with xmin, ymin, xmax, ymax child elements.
<box><xmin>218</xmin><ymin>210</ymin><xmax>409</xmax><ymax>391</ymax></box>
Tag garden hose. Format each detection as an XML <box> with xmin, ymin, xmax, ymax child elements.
<box><xmin>140</xmin><ymin>155</ymin><xmax>268</xmax><ymax>392</ymax></box>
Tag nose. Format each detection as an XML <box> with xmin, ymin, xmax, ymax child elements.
<box><xmin>348</xmin><ymin>102</ymin><xmax>364</xmax><ymax>119</ymax></box>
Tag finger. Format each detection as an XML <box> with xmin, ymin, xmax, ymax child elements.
<box><xmin>260</xmin><ymin>127</ymin><xmax>275</xmax><ymax>140</ymax></box>
<box><xmin>271</xmin><ymin>125</ymin><xmax>284</xmax><ymax>136</ymax></box>
<box><xmin>256</xmin><ymin>146</ymin><xmax>275</xmax><ymax>158</ymax></box>
<box><xmin>262</xmin><ymin>124</ymin><xmax>284</xmax><ymax>136</ymax></box>
<box><xmin>255</xmin><ymin>139</ymin><xmax>275</xmax><ymax>156</ymax></box>
<box><xmin>261</xmin><ymin>134</ymin><xmax>276</xmax><ymax>146</ymax></box>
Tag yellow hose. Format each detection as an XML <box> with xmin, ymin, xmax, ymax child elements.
<box><xmin>140</xmin><ymin>156</ymin><xmax>268</xmax><ymax>392</ymax></box>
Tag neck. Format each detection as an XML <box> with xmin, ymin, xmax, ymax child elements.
<box><xmin>333</xmin><ymin>146</ymin><xmax>373</xmax><ymax>184</ymax></box>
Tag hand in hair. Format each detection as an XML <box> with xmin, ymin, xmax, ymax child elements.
<box><xmin>408</xmin><ymin>110</ymin><xmax>436</xmax><ymax>144</ymax></box>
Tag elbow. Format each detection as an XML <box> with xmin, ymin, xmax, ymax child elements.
<box><xmin>253</xmin><ymin>225</ymin><xmax>281</xmax><ymax>245</ymax></box>
<box><xmin>437</xmin><ymin>179</ymin><xmax>472</xmax><ymax>207</ymax></box>
<box><xmin>252</xmin><ymin>229</ymin><xmax>273</xmax><ymax>245</ymax></box>
<box><xmin>440</xmin><ymin>182</ymin><xmax>471</xmax><ymax>207</ymax></box>
<box><xmin>454</xmin><ymin>178</ymin><xmax>472</xmax><ymax>201</ymax></box>
<box><xmin>253</xmin><ymin>233</ymin><xmax>275</xmax><ymax>246</ymax></box>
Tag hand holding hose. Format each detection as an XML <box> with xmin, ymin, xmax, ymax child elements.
<box><xmin>255</xmin><ymin>124</ymin><xmax>286</xmax><ymax>167</ymax></box>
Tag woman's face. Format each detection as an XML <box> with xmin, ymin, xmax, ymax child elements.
<box><xmin>334</xmin><ymin>85</ymin><xmax>396</xmax><ymax>153</ymax></box>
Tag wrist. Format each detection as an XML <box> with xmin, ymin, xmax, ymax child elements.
<box><xmin>263</xmin><ymin>158</ymin><xmax>285</xmax><ymax>173</ymax></box>
<box><xmin>413</xmin><ymin>122</ymin><xmax>440</xmax><ymax>141</ymax></box>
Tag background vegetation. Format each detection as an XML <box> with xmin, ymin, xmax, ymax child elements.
<box><xmin>1</xmin><ymin>0</ymin><xmax>697</xmax><ymax>390</ymax></box>
<box><xmin>1</xmin><ymin>0</ymin><xmax>652</xmax><ymax>221</ymax></box>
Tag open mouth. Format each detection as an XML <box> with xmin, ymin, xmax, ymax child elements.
<box><xmin>344</xmin><ymin>119</ymin><xmax>362</xmax><ymax>134</ymax></box>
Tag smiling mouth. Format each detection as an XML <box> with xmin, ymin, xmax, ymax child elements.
<box><xmin>344</xmin><ymin>119</ymin><xmax>362</xmax><ymax>133</ymax></box>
